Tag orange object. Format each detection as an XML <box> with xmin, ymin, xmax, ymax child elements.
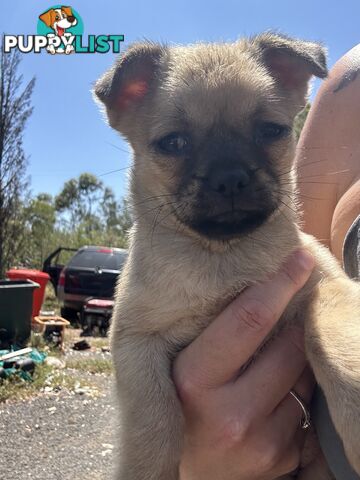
<box><xmin>6</xmin><ymin>269</ymin><xmax>50</xmax><ymax>318</ymax></box>
<box><xmin>33</xmin><ymin>316</ymin><xmax>70</xmax><ymax>350</ymax></box>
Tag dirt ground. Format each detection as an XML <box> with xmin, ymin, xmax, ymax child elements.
<box><xmin>0</xmin><ymin>329</ymin><xmax>118</xmax><ymax>480</ymax></box>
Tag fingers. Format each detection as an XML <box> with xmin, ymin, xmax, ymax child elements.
<box><xmin>174</xmin><ymin>249</ymin><xmax>314</xmax><ymax>392</ymax></box>
<box><xmin>253</xmin><ymin>368</ymin><xmax>315</xmax><ymax>477</ymax></box>
<box><xmin>235</xmin><ymin>327</ymin><xmax>308</xmax><ymax>415</ymax></box>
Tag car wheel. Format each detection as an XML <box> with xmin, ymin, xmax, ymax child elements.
<box><xmin>60</xmin><ymin>307</ymin><xmax>79</xmax><ymax>323</ymax></box>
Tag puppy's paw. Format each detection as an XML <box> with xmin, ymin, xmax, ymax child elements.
<box><xmin>65</xmin><ymin>45</ymin><xmax>75</xmax><ymax>55</ymax></box>
<box><xmin>47</xmin><ymin>45</ymin><xmax>56</xmax><ymax>55</ymax></box>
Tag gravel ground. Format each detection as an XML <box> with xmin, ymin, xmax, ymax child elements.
<box><xmin>0</xmin><ymin>335</ymin><xmax>118</xmax><ymax>480</ymax></box>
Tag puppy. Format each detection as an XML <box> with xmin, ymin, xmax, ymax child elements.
<box><xmin>95</xmin><ymin>33</ymin><xmax>360</xmax><ymax>479</ymax></box>
<box><xmin>39</xmin><ymin>6</ymin><xmax>77</xmax><ymax>54</ymax></box>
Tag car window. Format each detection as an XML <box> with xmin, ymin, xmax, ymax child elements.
<box><xmin>68</xmin><ymin>250</ymin><xmax>127</xmax><ymax>270</ymax></box>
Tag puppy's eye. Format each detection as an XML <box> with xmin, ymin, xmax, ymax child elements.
<box><xmin>55</xmin><ymin>15</ymin><xmax>60</xmax><ymax>21</ymax></box>
<box><xmin>256</xmin><ymin>123</ymin><xmax>289</xmax><ymax>144</ymax></box>
<box><xmin>155</xmin><ymin>133</ymin><xmax>191</xmax><ymax>155</ymax></box>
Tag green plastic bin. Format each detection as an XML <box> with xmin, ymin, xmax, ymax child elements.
<box><xmin>0</xmin><ymin>279</ymin><xmax>39</xmax><ymax>348</ymax></box>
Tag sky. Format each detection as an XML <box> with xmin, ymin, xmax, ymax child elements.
<box><xmin>1</xmin><ymin>0</ymin><xmax>360</xmax><ymax>200</ymax></box>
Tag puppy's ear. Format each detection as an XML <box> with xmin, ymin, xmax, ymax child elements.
<box><xmin>252</xmin><ymin>32</ymin><xmax>327</xmax><ymax>105</ymax></box>
<box><xmin>39</xmin><ymin>9</ymin><xmax>54</xmax><ymax>27</ymax></box>
<box><xmin>94</xmin><ymin>42</ymin><xmax>167</xmax><ymax>131</ymax></box>
<box><xmin>62</xmin><ymin>6</ymin><xmax>73</xmax><ymax>17</ymax></box>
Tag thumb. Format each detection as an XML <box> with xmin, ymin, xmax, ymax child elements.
<box><xmin>175</xmin><ymin>249</ymin><xmax>315</xmax><ymax>392</ymax></box>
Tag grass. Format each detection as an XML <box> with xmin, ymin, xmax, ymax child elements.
<box><xmin>89</xmin><ymin>337</ymin><xmax>110</xmax><ymax>349</ymax></box>
<box><xmin>30</xmin><ymin>332</ymin><xmax>47</xmax><ymax>350</ymax></box>
<box><xmin>0</xmin><ymin>363</ymin><xmax>94</xmax><ymax>403</ymax></box>
<box><xmin>41</xmin><ymin>284</ymin><xmax>60</xmax><ymax>314</ymax></box>
<box><xmin>29</xmin><ymin>332</ymin><xmax>64</xmax><ymax>358</ymax></box>
<box><xmin>65</xmin><ymin>357</ymin><xmax>113</xmax><ymax>375</ymax></box>
<box><xmin>0</xmin><ymin>319</ymin><xmax>112</xmax><ymax>402</ymax></box>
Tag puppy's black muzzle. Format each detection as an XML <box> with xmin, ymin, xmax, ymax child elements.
<box><xmin>178</xmin><ymin>165</ymin><xmax>278</xmax><ymax>240</ymax></box>
<box><xmin>208</xmin><ymin>165</ymin><xmax>251</xmax><ymax>197</ymax></box>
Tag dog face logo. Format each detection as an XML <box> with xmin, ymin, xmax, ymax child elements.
<box><xmin>3</xmin><ymin>7</ymin><xmax>123</xmax><ymax>55</ymax></box>
<box><xmin>39</xmin><ymin>6</ymin><xmax>77</xmax><ymax>37</ymax></box>
<box><xmin>38</xmin><ymin>5</ymin><xmax>82</xmax><ymax>54</ymax></box>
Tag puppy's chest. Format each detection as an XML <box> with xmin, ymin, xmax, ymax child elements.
<box><xmin>130</xmin><ymin>271</ymin><xmax>302</xmax><ymax>347</ymax></box>
<box><xmin>162</xmin><ymin>294</ymin><xmax>303</xmax><ymax>354</ymax></box>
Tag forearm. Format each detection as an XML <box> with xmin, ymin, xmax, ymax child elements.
<box><xmin>296</xmin><ymin>44</ymin><xmax>360</xmax><ymax>260</ymax></box>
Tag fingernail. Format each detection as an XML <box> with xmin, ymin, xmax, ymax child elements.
<box><xmin>294</xmin><ymin>249</ymin><xmax>315</xmax><ymax>271</ymax></box>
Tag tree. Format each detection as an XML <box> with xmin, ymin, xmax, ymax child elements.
<box><xmin>24</xmin><ymin>194</ymin><xmax>56</xmax><ymax>268</ymax></box>
<box><xmin>55</xmin><ymin>173</ymin><xmax>104</xmax><ymax>229</ymax></box>
<box><xmin>55</xmin><ymin>173</ymin><xmax>132</xmax><ymax>246</ymax></box>
<box><xmin>294</xmin><ymin>102</ymin><xmax>311</xmax><ymax>140</ymax></box>
<box><xmin>0</xmin><ymin>45</ymin><xmax>35</xmax><ymax>277</ymax></box>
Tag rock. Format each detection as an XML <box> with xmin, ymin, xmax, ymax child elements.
<box><xmin>75</xmin><ymin>388</ymin><xmax>86</xmax><ymax>395</ymax></box>
<box><xmin>101</xmin><ymin>443</ymin><xmax>113</xmax><ymax>449</ymax></box>
<box><xmin>45</xmin><ymin>357</ymin><xmax>65</xmax><ymax>369</ymax></box>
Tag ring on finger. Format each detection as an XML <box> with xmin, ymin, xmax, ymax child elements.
<box><xmin>289</xmin><ymin>389</ymin><xmax>311</xmax><ymax>430</ymax></box>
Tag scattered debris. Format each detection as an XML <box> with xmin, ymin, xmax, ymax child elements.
<box><xmin>45</xmin><ymin>356</ymin><xmax>65</xmax><ymax>370</ymax></box>
<box><xmin>39</xmin><ymin>310</ymin><xmax>56</xmax><ymax>316</ymax></box>
<box><xmin>0</xmin><ymin>347</ymin><xmax>46</xmax><ymax>382</ymax></box>
<box><xmin>72</xmin><ymin>340</ymin><xmax>91</xmax><ymax>351</ymax></box>
<box><xmin>0</xmin><ymin>347</ymin><xmax>33</xmax><ymax>361</ymax></box>
<box><xmin>1</xmin><ymin>328</ymin><xmax>110</xmax><ymax>403</ymax></box>
<box><xmin>33</xmin><ymin>316</ymin><xmax>70</xmax><ymax>351</ymax></box>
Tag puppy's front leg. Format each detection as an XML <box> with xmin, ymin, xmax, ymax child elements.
<box><xmin>112</xmin><ymin>332</ymin><xmax>183</xmax><ymax>480</ymax></box>
<box><xmin>305</xmin><ymin>277</ymin><xmax>360</xmax><ymax>475</ymax></box>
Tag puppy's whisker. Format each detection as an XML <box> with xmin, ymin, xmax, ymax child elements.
<box><xmin>244</xmin><ymin>232</ymin><xmax>273</xmax><ymax>249</ymax></box>
<box><xmin>150</xmin><ymin>205</ymin><xmax>165</xmax><ymax>247</ymax></box>
<box><xmin>154</xmin><ymin>206</ymin><xmax>179</xmax><ymax>233</ymax></box>
<box><xmin>285</xmin><ymin>180</ymin><xmax>339</xmax><ymax>186</ymax></box>
<box><xmin>297</xmin><ymin>170</ymin><xmax>350</xmax><ymax>179</ymax></box>
<box><xmin>98</xmin><ymin>166</ymin><xmax>132</xmax><ymax>177</ymax></box>
<box><xmin>132</xmin><ymin>193</ymin><xmax>176</xmax><ymax>208</ymax></box>
<box><xmin>174</xmin><ymin>202</ymin><xmax>190</xmax><ymax>236</ymax></box>
<box><xmin>276</xmin><ymin>189</ymin><xmax>325</xmax><ymax>201</ymax></box>
<box><xmin>105</xmin><ymin>141</ymin><xmax>132</xmax><ymax>155</ymax></box>
<box><xmin>132</xmin><ymin>201</ymin><xmax>177</xmax><ymax>223</ymax></box>
<box><xmin>294</xmin><ymin>158</ymin><xmax>332</xmax><ymax>168</ymax></box>
<box><xmin>276</xmin><ymin>199</ymin><xmax>297</xmax><ymax>225</ymax></box>
<box><xmin>277</xmin><ymin>158</ymin><xmax>334</xmax><ymax>178</ymax></box>
<box><xmin>295</xmin><ymin>145</ymin><xmax>351</xmax><ymax>150</ymax></box>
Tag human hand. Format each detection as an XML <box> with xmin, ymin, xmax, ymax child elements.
<box><xmin>173</xmin><ymin>249</ymin><xmax>315</xmax><ymax>480</ymax></box>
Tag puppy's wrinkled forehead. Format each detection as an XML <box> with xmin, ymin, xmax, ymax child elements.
<box><xmin>94</xmin><ymin>33</ymin><xmax>327</xmax><ymax>141</ymax></box>
<box><xmin>157</xmin><ymin>43</ymin><xmax>276</xmax><ymax>134</ymax></box>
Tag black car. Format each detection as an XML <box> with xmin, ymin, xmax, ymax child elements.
<box><xmin>43</xmin><ymin>246</ymin><xmax>128</xmax><ymax>321</ymax></box>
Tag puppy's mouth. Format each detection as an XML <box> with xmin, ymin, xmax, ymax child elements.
<box><xmin>182</xmin><ymin>208</ymin><xmax>276</xmax><ymax>240</ymax></box>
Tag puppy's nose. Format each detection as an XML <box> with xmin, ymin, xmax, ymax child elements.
<box><xmin>68</xmin><ymin>15</ymin><xmax>75</xmax><ymax>22</ymax></box>
<box><xmin>208</xmin><ymin>167</ymin><xmax>250</xmax><ymax>198</ymax></box>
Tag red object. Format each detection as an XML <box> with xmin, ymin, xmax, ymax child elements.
<box><xmin>86</xmin><ymin>298</ymin><xmax>114</xmax><ymax>309</ymax></box>
<box><xmin>58</xmin><ymin>268</ymin><xmax>66</xmax><ymax>287</ymax></box>
<box><xmin>6</xmin><ymin>269</ymin><xmax>50</xmax><ymax>318</ymax></box>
